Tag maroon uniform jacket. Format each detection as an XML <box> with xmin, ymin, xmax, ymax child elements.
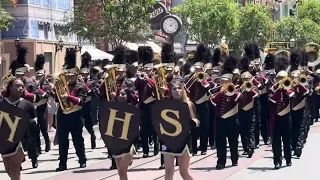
<box><xmin>239</xmin><ymin>90</ymin><xmax>259</xmax><ymax>111</ymax></box>
<box><xmin>211</xmin><ymin>91</ymin><xmax>241</xmax><ymax>119</ymax></box>
<box><xmin>291</xmin><ymin>84</ymin><xmax>309</xmax><ymax>111</ymax></box>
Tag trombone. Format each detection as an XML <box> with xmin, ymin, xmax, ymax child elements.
<box><xmin>292</xmin><ymin>74</ymin><xmax>308</xmax><ymax>87</ymax></box>
<box><xmin>185</xmin><ymin>68</ymin><xmax>208</xmax><ymax>91</ymax></box>
<box><xmin>240</xmin><ymin>81</ymin><xmax>253</xmax><ymax>93</ymax></box>
<box><xmin>274</xmin><ymin>77</ymin><xmax>293</xmax><ymax>91</ymax></box>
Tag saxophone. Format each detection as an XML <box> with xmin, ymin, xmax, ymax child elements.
<box><xmin>104</xmin><ymin>65</ymin><xmax>117</xmax><ymax>101</ymax></box>
<box><xmin>55</xmin><ymin>73</ymin><xmax>73</xmax><ymax>112</ymax></box>
<box><xmin>152</xmin><ymin>64</ymin><xmax>167</xmax><ymax>100</ymax></box>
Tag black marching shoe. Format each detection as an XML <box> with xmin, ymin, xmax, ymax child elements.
<box><xmin>286</xmin><ymin>160</ymin><xmax>292</xmax><ymax>166</ymax></box>
<box><xmin>232</xmin><ymin>162</ymin><xmax>238</xmax><ymax>166</ymax></box>
<box><xmin>295</xmin><ymin>148</ymin><xmax>302</xmax><ymax>158</ymax></box>
<box><xmin>91</xmin><ymin>137</ymin><xmax>96</xmax><ymax>149</ymax></box>
<box><xmin>159</xmin><ymin>164</ymin><xmax>165</xmax><ymax>170</ymax></box>
<box><xmin>45</xmin><ymin>142</ymin><xmax>51</xmax><ymax>152</ymax></box>
<box><xmin>109</xmin><ymin>165</ymin><xmax>117</xmax><ymax>170</ymax></box>
<box><xmin>216</xmin><ymin>164</ymin><xmax>225</xmax><ymax>170</ymax></box>
<box><xmin>79</xmin><ymin>163</ymin><xmax>86</xmax><ymax>168</ymax></box>
<box><xmin>242</xmin><ymin>151</ymin><xmax>248</xmax><ymax>155</ymax></box>
<box><xmin>201</xmin><ymin>151</ymin><xmax>207</xmax><ymax>155</ymax></box>
<box><xmin>142</xmin><ymin>153</ymin><xmax>149</xmax><ymax>158</ymax></box>
<box><xmin>32</xmin><ymin>159</ymin><xmax>38</xmax><ymax>168</ymax></box>
<box><xmin>56</xmin><ymin>166</ymin><xmax>67</xmax><ymax>172</ymax></box>
<box><xmin>274</xmin><ymin>163</ymin><xmax>281</xmax><ymax>169</ymax></box>
<box><xmin>247</xmin><ymin>149</ymin><xmax>254</xmax><ymax>158</ymax></box>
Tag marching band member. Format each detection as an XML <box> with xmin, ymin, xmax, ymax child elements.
<box><xmin>244</xmin><ymin>43</ymin><xmax>268</xmax><ymax>147</ymax></box>
<box><xmin>114</xmin><ymin>78</ymin><xmax>138</xmax><ymax>180</ymax></box>
<box><xmin>135</xmin><ymin>46</ymin><xmax>159</xmax><ymax>158</ymax></box>
<box><xmin>289</xmin><ymin>50</ymin><xmax>309</xmax><ymax>157</ymax></box>
<box><xmin>210</xmin><ymin>56</ymin><xmax>240</xmax><ymax>170</ymax></box>
<box><xmin>237</xmin><ymin>56</ymin><xmax>259</xmax><ymax>158</ymax></box>
<box><xmin>90</xmin><ymin>65</ymin><xmax>103</xmax><ymax>125</ymax></box>
<box><xmin>34</xmin><ymin>54</ymin><xmax>51</xmax><ymax>154</ymax></box>
<box><xmin>185</xmin><ymin>44</ymin><xmax>211</xmax><ymax>156</ymax></box>
<box><xmin>161</xmin><ymin>77</ymin><xmax>198</xmax><ymax>180</ymax></box>
<box><xmin>269</xmin><ymin>53</ymin><xmax>294</xmax><ymax>169</ymax></box>
<box><xmin>80</xmin><ymin>52</ymin><xmax>97</xmax><ymax>149</ymax></box>
<box><xmin>55</xmin><ymin>48</ymin><xmax>87</xmax><ymax>171</ymax></box>
<box><xmin>12</xmin><ymin>47</ymin><xmax>41</xmax><ymax>168</ymax></box>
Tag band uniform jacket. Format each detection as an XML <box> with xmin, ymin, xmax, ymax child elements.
<box><xmin>185</xmin><ymin>74</ymin><xmax>212</xmax><ymax>105</ymax></box>
<box><xmin>291</xmin><ymin>84</ymin><xmax>309</xmax><ymax>111</ymax></box>
<box><xmin>254</xmin><ymin>72</ymin><xmax>268</xmax><ymax>95</ymax></box>
<box><xmin>239</xmin><ymin>90</ymin><xmax>259</xmax><ymax>111</ymax></box>
<box><xmin>56</xmin><ymin>82</ymin><xmax>87</xmax><ymax>114</ymax></box>
<box><xmin>24</xmin><ymin>80</ymin><xmax>44</xmax><ymax>103</ymax></box>
<box><xmin>134</xmin><ymin>77</ymin><xmax>157</xmax><ymax>104</ymax></box>
<box><xmin>36</xmin><ymin>82</ymin><xmax>52</xmax><ymax>108</ymax></box>
<box><xmin>211</xmin><ymin>91</ymin><xmax>241</xmax><ymax>119</ymax></box>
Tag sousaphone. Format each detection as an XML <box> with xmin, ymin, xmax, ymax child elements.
<box><xmin>303</xmin><ymin>43</ymin><xmax>320</xmax><ymax>68</ymax></box>
<box><xmin>274</xmin><ymin>50</ymin><xmax>291</xmax><ymax>71</ymax></box>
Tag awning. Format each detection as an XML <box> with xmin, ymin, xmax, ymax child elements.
<box><xmin>123</xmin><ymin>41</ymin><xmax>162</xmax><ymax>54</ymax></box>
<box><xmin>81</xmin><ymin>46</ymin><xmax>114</xmax><ymax>60</ymax></box>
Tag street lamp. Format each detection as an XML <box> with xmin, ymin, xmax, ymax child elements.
<box><xmin>75</xmin><ymin>40</ymin><xmax>82</xmax><ymax>52</ymax></box>
<box><xmin>55</xmin><ymin>38</ymin><xmax>64</xmax><ymax>52</ymax></box>
<box><xmin>14</xmin><ymin>37</ymin><xmax>20</xmax><ymax>48</ymax></box>
<box><xmin>289</xmin><ymin>38</ymin><xmax>296</xmax><ymax>48</ymax></box>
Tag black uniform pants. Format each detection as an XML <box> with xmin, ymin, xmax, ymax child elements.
<box><xmin>259</xmin><ymin>94</ymin><xmax>269</xmax><ymax>142</ymax></box>
<box><xmin>291</xmin><ymin>108</ymin><xmax>306</xmax><ymax>150</ymax></box>
<box><xmin>272</xmin><ymin>113</ymin><xmax>291</xmax><ymax>165</ymax></box>
<box><xmin>140</xmin><ymin>102</ymin><xmax>159</xmax><ymax>155</ymax></box>
<box><xmin>208</xmin><ymin>103</ymin><xmax>215</xmax><ymax>147</ymax></box>
<box><xmin>22</xmin><ymin>121</ymin><xmax>39</xmax><ymax>160</ymax></box>
<box><xmin>239</xmin><ymin>109</ymin><xmax>255</xmax><ymax>152</ymax></box>
<box><xmin>83</xmin><ymin>102</ymin><xmax>96</xmax><ymax>138</ymax></box>
<box><xmin>57</xmin><ymin>111</ymin><xmax>86</xmax><ymax>167</ymax></box>
<box><xmin>254</xmin><ymin>97</ymin><xmax>261</xmax><ymax>146</ymax></box>
<box><xmin>191</xmin><ymin>102</ymin><xmax>209</xmax><ymax>153</ymax></box>
<box><xmin>216</xmin><ymin>115</ymin><xmax>239</xmax><ymax>165</ymax></box>
<box><xmin>36</xmin><ymin>106</ymin><xmax>50</xmax><ymax>151</ymax></box>
<box><xmin>90</xmin><ymin>96</ymin><xmax>99</xmax><ymax>124</ymax></box>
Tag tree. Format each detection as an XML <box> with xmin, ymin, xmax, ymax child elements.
<box><xmin>65</xmin><ymin>0</ymin><xmax>155</xmax><ymax>46</ymax></box>
<box><xmin>229</xmin><ymin>4</ymin><xmax>272</xmax><ymax>54</ymax></box>
<box><xmin>297</xmin><ymin>0</ymin><xmax>320</xmax><ymax>24</ymax></box>
<box><xmin>173</xmin><ymin>0</ymin><xmax>239</xmax><ymax>46</ymax></box>
<box><xmin>274</xmin><ymin>16</ymin><xmax>298</xmax><ymax>42</ymax></box>
<box><xmin>0</xmin><ymin>0</ymin><xmax>14</xmax><ymax>31</ymax></box>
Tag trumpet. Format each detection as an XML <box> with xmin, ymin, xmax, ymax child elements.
<box><xmin>275</xmin><ymin>77</ymin><xmax>292</xmax><ymax>90</ymax></box>
<box><xmin>137</xmin><ymin>71</ymin><xmax>146</xmax><ymax>80</ymax></box>
<box><xmin>223</xmin><ymin>82</ymin><xmax>235</xmax><ymax>94</ymax></box>
<box><xmin>241</xmin><ymin>81</ymin><xmax>253</xmax><ymax>93</ymax></box>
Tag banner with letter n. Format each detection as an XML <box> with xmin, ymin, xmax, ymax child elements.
<box><xmin>99</xmin><ymin>101</ymin><xmax>140</xmax><ymax>155</ymax></box>
<box><xmin>0</xmin><ymin>102</ymin><xmax>30</xmax><ymax>154</ymax></box>
<box><xmin>151</xmin><ymin>99</ymin><xmax>190</xmax><ymax>152</ymax></box>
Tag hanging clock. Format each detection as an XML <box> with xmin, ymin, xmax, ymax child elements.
<box><xmin>160</xmin><ymin>14</ymin><xmax>182</xmax><ymax>37</ymax></box>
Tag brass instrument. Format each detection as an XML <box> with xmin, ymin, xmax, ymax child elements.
<box><xmin>55</xmin><ymin>73</ymin><xmax>73</xmax><ymax>112</ymax></box>
<box><xmin>104</xmin><ymin>65</ymin><xmax>117</xmax><ymax>101</ymax></box>
<box><xmin>241</xmin><ymin>81</ymin><xmax>253</xmax><ymax>93</ymax></box>
<box><xmin>185</xmin><ymin>69</ymin><xmax>208</xmax><ymax>91</ymax></box>
<box><xmin>222</xmin><ymin>82</ymin><xmax>235</xmax><ymax>94</ymax></box>
<box><xmin>275</xmin><ymin>77</ymin><xmax>292</xmax><ymax>90</ymax></box>
<box><xmin>152</xmin><ymin>64</ymin><xmax>167</xmax><ymax>100</ymax></box>
<box><xmin>2</xmin><ymin>70</ymin><xmax>13</xmax><ymax>89</ymax></box>
<box><xmin>298</xmin><ymin>74</ymin><xmax>308</xmax><ymax>86</ymax></box>
<box><xmin>303</xmin><ymin>43</ymin><xmax>320</xmax><ymax>67</ymax></box>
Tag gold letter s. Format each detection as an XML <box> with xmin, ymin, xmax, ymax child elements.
<box><xmin>105</xmin><ymin>108</ymin><xmax>134</xmax><ymax>140</ymax></box>
<box><xmin>160</xmin><ymin>109</ymin><xmax>182</xmax><ymax>137</ymax></box>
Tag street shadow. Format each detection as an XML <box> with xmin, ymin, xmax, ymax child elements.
<box><xmin>247</xmin><ymin>167</ymin><xmax>275</xmax><ymax>171</ymax></box>
<box><xmin>25</xmin><ymin>167</ymin><xmax>78</xmax><ymax>174</ymax></box>
<box><xmin>191</xmin><ymin>165</ymin><xmax>233</xmax><ymax>171</ymax></box>
<box><xmin>38</xmin><ymin>158</ymin><xmax>59</xmax><ymax>162</ymax></box>
<box><xmin>87</xmin><ymin>157</ymin><xmax>108</xmax><ymax>161</ymax></box>
<box><xmin>128</xmin><ymin>167</ymin><xmax>161</xmax><ymax>172</ymax></box>
<box><xmin>72</xmin><ymin>168</ymin><xmax>110</xmax><ymax>173</ymax></box>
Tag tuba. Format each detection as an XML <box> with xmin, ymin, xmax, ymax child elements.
<box><xmin>152</xmin><ymin>64</ymin><xmax>167</xmax><ymax>100</ymax></box>
<box><xmin>104</xmin><ymin>65</ymin><xmax>117</xmax><ymax>101</ymax></box>
<box><xmin>55</xmin><ymin>73</ymin><xmax>74</xmax><ymax>112</ymax></box>
<box><xmin>303</xmin><ymin>43</ymin><xmax>320</xmax><ymax>67</ymax></box>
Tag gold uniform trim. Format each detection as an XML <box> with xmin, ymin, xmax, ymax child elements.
<box><xmin>222</xmin><ymin>104</ymin><xmax>239</xmax><ymax>119</ymax></box>
<box><xmin>292</xmin><ymin>98</ymin><xmax>306</xmax><ymax>111</ymax></box>
<box><xmin>160</xmin><ymin>145</ymin><xmax>191</xmax><ymax>157</ymax></box>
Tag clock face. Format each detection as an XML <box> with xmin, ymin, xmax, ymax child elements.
<box><xmin>162</xmin><ymin>17</ymin><xmax>179</xmax><ymax>34</ymax></box>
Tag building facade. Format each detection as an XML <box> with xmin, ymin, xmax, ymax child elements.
<box><xmin>0</xmin><ymin>0</ymin><xmax>80</xmax><ymax>78</ymax></box>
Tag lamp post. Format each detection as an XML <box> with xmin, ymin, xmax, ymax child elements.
<box><xmin>289</xmin><ymin>38</ymin><xmax>296</xmax><ymax>48</ymax></box>
<box><xmin>55</xmin><ymin>38</ymin><xmax>64</xmax><ymax>52</ymax></box>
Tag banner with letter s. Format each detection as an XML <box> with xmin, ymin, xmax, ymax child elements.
<box><xmin>0</xmin><ymin>102</ymin><xmax>30</xmax><ymax>154</ymax></box>
<box><xmin>151</xmin><ymin>99</ymin><xmax>190</xmax><ymax>152</ymax></box>
<box><xmin>99</xmin><ymin>101</ymin><xmax>140</xmax><ymax>155</ymax></box>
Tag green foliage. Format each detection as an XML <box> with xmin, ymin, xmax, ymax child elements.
<box><xmin>229</xmin><ymin>4</ymin><xmax>272</xmax><ymax>54</ymax></box>
<box><xmin>275</xmin><ymin>16</ymin><xmax>298</xmax><ymax>42</ymax></box>
<box><xmin>173</xmin><ymin>0</ymin><xmax>239</xmax><ymax>46</ymax></box>
<box><xmin>298</xmin><ymin>0</ymin><xmax>320</xmax><ymax>24</ymax></box>
<box><xmin>274</xmin><ymin>0</ymin><xmax>320</xmax><ymax>48</ymax></box>
<box><xmin>65</xmin><ymin>0</ymin><xmax>155</xmax><ymax>46</ymax></box>
<box><xmin>0</xmin><ymin>0</ymin><xmax>14</xmax><ymax>31</ymax></box>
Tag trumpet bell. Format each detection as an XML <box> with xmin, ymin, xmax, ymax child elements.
<box><xmin>299</xmin><ymin>75</ymin><xmax>308</xmax><ymax>86</ymax></box>
<box><xmin>281</xmin><ymin>77</ymin><xmax>292</xmax><ymax>90</ymax></box>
